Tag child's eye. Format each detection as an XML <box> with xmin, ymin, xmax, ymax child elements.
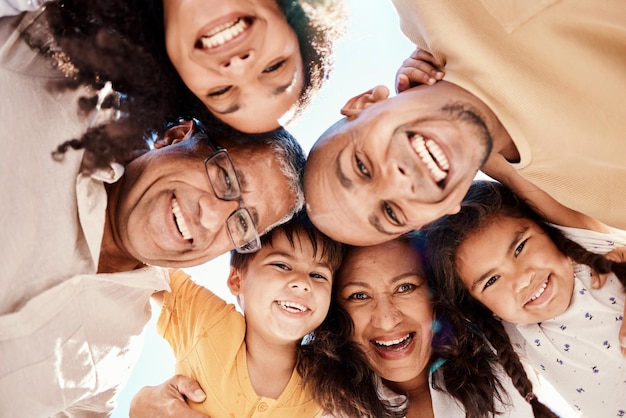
<box><xmin>272</xmin><ymin>263</ymin><xmax>290</xmax><ymax>270</ymax></box>
<box><xmin>483</xmin><ymin>275</ymin><xmax>499</xmax><ymax>290</ymax></box>
<box><xmin>310</xmin><ymin>272</ymin><xmax>328</xmax><ymax>281</ymax></box>
<box><xmin>263</xmin><ymin>59</ymin><xmax>286</xmax><ymax>73</ymax></box>
<box><xmin>514</xmin><ymin>239</ymin><xmax>528</xmax><ymax>257</ymax></box>
<box><xmin>208</xmin><ymin>86</ymin><xmax>232</xmax><ymax>97</ymax></box>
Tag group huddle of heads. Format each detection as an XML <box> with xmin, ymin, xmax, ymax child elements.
<box><xmin>24</xmin><ymin>1</ymin><xmax>626</xmax><ymax>417</ymax></box>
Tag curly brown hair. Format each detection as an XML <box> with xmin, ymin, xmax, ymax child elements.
<box><xmin>23</xmin><ymin>0</ymin><xmax>345</xmax><ymax>170</ymax></box>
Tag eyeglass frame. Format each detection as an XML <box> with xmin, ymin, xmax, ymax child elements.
<box><xmin>198</xmin><ymin>126</ymin><xmax>262</xmax><ymax>254</ymax></box>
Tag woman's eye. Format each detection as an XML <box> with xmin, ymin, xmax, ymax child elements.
<box><xmin>514</xmin><ymin>239</ymin><xmax>528</xmax><ymax>257</ymax></box>
<box><xmin>397</xmin><ymin>283</ymin><xmax>416</xmax><ymax>293</ymax></box>
<box><xmin>383</xmin><ymin>202</ymin><xmax>399</xmax><ymax>224</ymax></box>
<box><xmin>263</xmin><ymin>59</ymin><xmax>286</xmax><ymax>73</ymax></box>
<box><xmin>483</xmin><ymin>275</ymin><xmax>499</xmax><ymax>290</ymax></box>
<box><xmin>208</xmin><ymin>86</ymin><xmax>232</xmax><ymax>97</ymax></box>
<box><xmin>356</xmin><ymin>156</ymin><xmax>370</xmax><ymax>177</ymax></box>
<box><xmin>348</xmin><ymin>292</ymin><xmax>368</xmax><ymax>301</ymax></box>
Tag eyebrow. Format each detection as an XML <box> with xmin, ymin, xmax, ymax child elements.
<box><xmin>470</xmin><ymin>226</ymin><xmax>529</xmax><ymax>290</ymax></box>
<box><xmin>211</xmin><ymin>80</ymin><xmax>296</xmax><ymax>116</ymax></box>
<box><xmin>335</xmin><ymin>147</ymin><xmax>353</xmax><ymax>189</ymax></box>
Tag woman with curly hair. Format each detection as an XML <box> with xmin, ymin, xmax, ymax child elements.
<box><xmin>4</xmin><ymin>0</ymin><xmax>345</xmax><ymax>169</ymax></box>
<box><xmin>422</xmin><ymin>180</ymin><xmax>626</xmax><ymax>417</ymax></box>
<box><xmin>298</xmin><ymin>235</ymin><xmax>544</xmax><ymax>418</ymax></box>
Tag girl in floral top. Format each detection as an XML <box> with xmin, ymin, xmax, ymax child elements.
<box><xmin>422</xmin><ymin>180</ymin><xmax>626</xmax><ymax>417</ymax></box>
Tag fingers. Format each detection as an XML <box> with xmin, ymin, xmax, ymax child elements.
<box><xmin>172</xmin><ymin>374</ymin><xmax>206</xmax><ymax>403</ymax></box>
<box><xmin>590</xmin><ymin>270</ymin><xmax>608</xmax><ymax>289</ymax></box>
<box><xmin>395</xmin><ymin>48</ymin><xmax>445</xmax><ymax>93</ymax></box>
<box><xmin>129</xmin><ymin>376</ymin><xmax>209</xmax><ymax>418</ymax></box>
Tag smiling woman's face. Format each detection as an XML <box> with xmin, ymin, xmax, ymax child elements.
<box><xmin>163</xmin><ymin>0</ymin><xmax>304</xmax><ymax>133</ymax></box>
<box><xmin>335</xmin><ymin>239</ymin><xmax>434</xmax><ymax>384</ymax></box>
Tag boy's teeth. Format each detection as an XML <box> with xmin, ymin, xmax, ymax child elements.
<box><xmin>199</xmin><ymin>18</ymin><xmax>249</xmax><ymax>49</ymax></box>
<box><xmin>410</xmin><ymin>134</ymin><xmax>449</xmax><ymax>184</ymax></box>
<box><xmin>278</xmin><ymin>301</ymin><xmax>307</xmax><ymax>313</ymax></box>
<box><xmin>172</xmin><ymin>198</ymin><xmax>192</xmax><ymax>240</ymax></box>
<box><xmin>529</xmin><ymin>280</ymin><xmax>548</xmax><ymax>301</ymax></box>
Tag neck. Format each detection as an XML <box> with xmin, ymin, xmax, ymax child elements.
<box><xmin>383</xmin><ymin>370</ymin><xmax>433</xmax><ymax>418</ymax></box>
<box><xmin>245</xmin><ymin>332</ymin><xmax>298</xmax><ymax>399</ymax></box>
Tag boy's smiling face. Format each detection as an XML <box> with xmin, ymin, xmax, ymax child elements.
<box><xmin>228</xmin><ymin>229</ymin><xmax>334</xmax><ymax>345</ymax></box>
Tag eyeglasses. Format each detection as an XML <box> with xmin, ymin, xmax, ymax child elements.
<box><xmin>204</xmin><ymin>141</ymin><xmax>261</xmax><ymax>254</ymax></box>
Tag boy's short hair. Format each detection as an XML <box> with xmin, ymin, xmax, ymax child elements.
<box><xmin>230</xmin><ymin>211</ymin><xmax>343</xmax><ymax>274</ymax></box>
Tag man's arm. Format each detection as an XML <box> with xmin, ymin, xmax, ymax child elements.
<box><xmin>129</xmin><ymin>375</ymin><xmax>208</xmax><ymax>418</ymax></box>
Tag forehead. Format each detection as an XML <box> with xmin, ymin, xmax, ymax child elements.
<box><xmin>339</xmin><ymin>240</ymin><xmax>422</xmax><ymax>284</ymax></box>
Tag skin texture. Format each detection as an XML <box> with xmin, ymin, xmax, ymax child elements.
<box><xmin>304</xmin><ymin>82</ymin><xmax>494</xmax><ymax>246</ymax></box>
<box><xmin>104</xmin><ymin>121</ymin><xmax>295</xmax><ymax>269</ymax></box>
<box><xmin>455</xmin><ymin>215</ymin><xmax>575</xmax><ymax>324</ymax></box>
<box><xmin>227</xmin><ymin>230</ymin><xmax>334</xmax><ymax>347</ymax></box>
<box><xmin>163</xmin><ymin>0</ymin><xmax>304</xmax><ymax>133</ymax></box>
<box><xmin>335</xmin><ymin>240</ymin><xmax>434</xmax><ymax>400</ymax></box>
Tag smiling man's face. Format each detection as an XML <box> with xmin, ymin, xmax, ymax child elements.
<box><xmin>304</xmin><ymin>81</ymin><xmax>492</xmax><ymax>245</ymax></box>
<box><xmin>108</xmin><ymin>123</ymin><xmax>295</xmax><ymax>268</ymax></box>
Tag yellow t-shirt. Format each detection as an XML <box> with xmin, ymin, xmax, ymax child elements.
<box><xmin>157</xmin><ymin>270</ymin><xmax>323</xmax><ymax>418</ymax></box>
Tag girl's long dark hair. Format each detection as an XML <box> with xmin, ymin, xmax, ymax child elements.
<box><xmin>422</xmin><ymin>180</ymin><xmax>626</xmax><ymax>418</ymax></box>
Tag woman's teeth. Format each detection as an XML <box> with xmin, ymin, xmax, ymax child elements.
<box><xmin>172</xmin><ymin>198</ymin><xmax>192</xmax><ymax>240</ymax></box>
<box><xmin>411</xmin><ymin>134</ymin><xmax>449</xmax><ymax>185</ymax></box>
<box><xmin>373</xmin><ymin>333</ymin><xmax>412</xmax><ymax>348</ymax></box>
<box><xmin>199</xmin><ymin>18</ymin><xmax>249</xmax><ymax>49</ymax></box>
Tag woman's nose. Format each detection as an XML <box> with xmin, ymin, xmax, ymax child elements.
<box><xmin>371</xmin><ymin>296</ymin><xmax>402</xmax><ymax>330</ymax></box>
<box><xmin>221</xmin><ymin>50</ymin><xmax>255</xmax><ymax>76</ymax></box>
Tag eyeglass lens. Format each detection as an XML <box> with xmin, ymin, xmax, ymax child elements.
<box><xmin>205</xmin><ymin>150</ymin><xmax>261</xmax><ymax>253</ymax></box>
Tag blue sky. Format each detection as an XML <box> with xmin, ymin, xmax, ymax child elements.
<box><xmin>113</xmin><ymin>1</ymin><xmax>576</xmax><ymax>416</ymax></box>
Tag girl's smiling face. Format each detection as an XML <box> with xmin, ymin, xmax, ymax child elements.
<box><xmin>455</xmin><ymin>215</ymin><xmax>575</xmax><ymax>324</ymax></box>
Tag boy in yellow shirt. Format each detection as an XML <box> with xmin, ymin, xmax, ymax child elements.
<box><xmin>153</xmin><ymin>212</ymin><xmax>343</xmax><ymax>417</ymax></box>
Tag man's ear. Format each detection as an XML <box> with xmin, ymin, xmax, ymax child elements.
<box><xmin>153</xmin><ymin>119</ymin><xmax>195</xmax><ymax>149</ymax></box>
<box><xmin>341</xmin><ymin>85</ymin><xmax>390</xmax><ymax>119</ymax></box>
<box><xmin>227</xmin><ymin>266</ymin><xmax>242</xmax><ymax>296</ymax></box>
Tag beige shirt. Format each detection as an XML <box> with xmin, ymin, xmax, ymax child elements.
<box><xmin>390</xmin><ymin>0</ymin><xmax>626</xmax><ymax>229</ymax></box>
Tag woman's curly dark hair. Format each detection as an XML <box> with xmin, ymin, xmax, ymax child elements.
<box><xmin>422</xmin><ymin>180</ymin><xmax>626</xmax><ymax>418</ymax></box>
<box><xmin>298</xmin><ymin>234</ymin><xmax>530</xmax><ymax>418</ymax></box>
<box><xmin>23</xmin><ymin>0</ymin><xmax>345</xmax><ymax>170</ymax></box>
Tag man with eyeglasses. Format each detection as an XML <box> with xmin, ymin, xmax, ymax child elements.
<box><xmin>1</xmin><ymin>115</ymin><xmax>305</xmax><ymax>416</ymax></box>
